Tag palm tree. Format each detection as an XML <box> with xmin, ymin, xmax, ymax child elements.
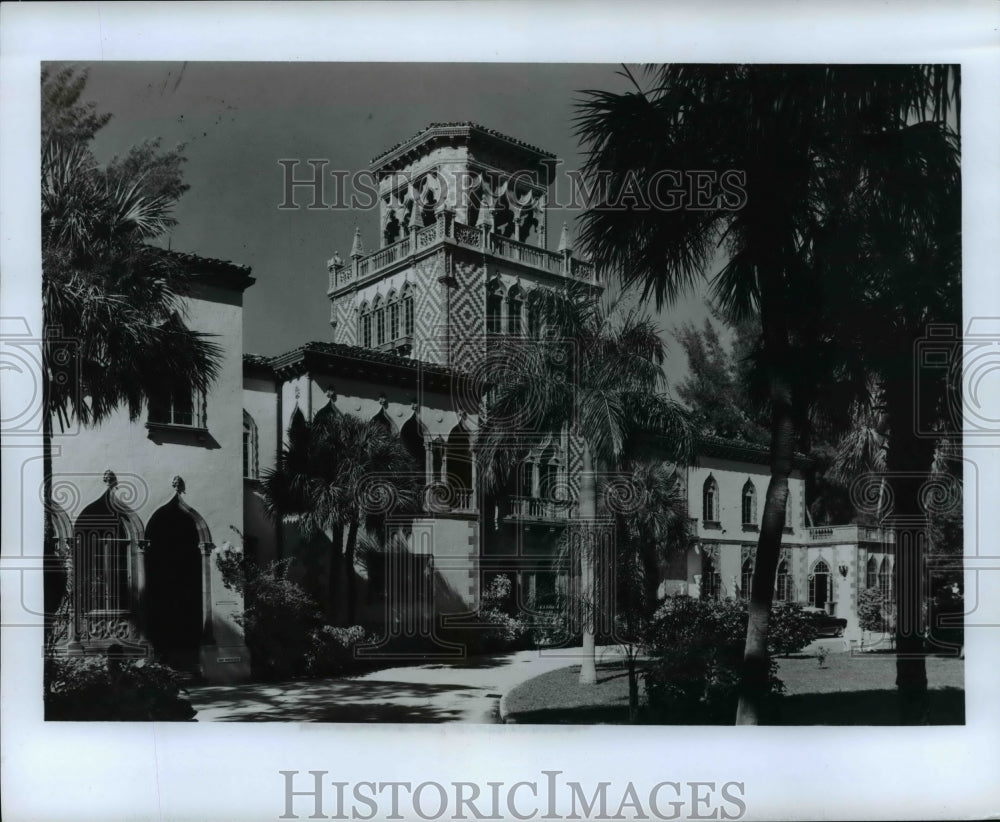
<box><xmin>262</xmin><ymin>408</ymin><xmax>420</xmax><ymax>624</ymax></box>
<box><xmin>575</xmin><ymin>64</ymin><xmax>958</xmax><ymax>723</ymax></box>
<box><xmin>41</xmin><ymin>69</ymin><xmax>222</xmax><ymax>634</ymax></box>
<box><xmin>604</xmin><ymin>460</ymin><xmax>691</xmax><ymax>719</ymax></box>
<box><xmin>476</xmin><ymin>283</ymin><xmax>692</xmax><ymax>684</ymax></box>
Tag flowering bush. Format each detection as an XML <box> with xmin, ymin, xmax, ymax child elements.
<box><xmin>45</xmin><ymin>655</ymin><xmax>196</xmax><ymax>721</ymax></box>
<box><xmin>467</xmin><ymin>574</ymin><xmax>530</xmax><ymax>654</ymax></box>
<box><xmin>643</xmin><ymin>597</ymin><xmax>789</xmax><ymax>724</ymax></box>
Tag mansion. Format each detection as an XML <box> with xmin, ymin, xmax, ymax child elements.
<box><xmin>48</xmin><ymin>123</ymin><xmax>894</xmax><ymax>683</ymax></box>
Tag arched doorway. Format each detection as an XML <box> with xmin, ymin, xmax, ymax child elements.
<box><xmin>809</xmin><ymin>559</ymin><xmax>831</xmax><ymax>610</ymax></box>
<box><xmin>145</xmin><ymin>497</ymin><xmax>205</xmax><ymax>669</ymax></box>
<box><xmin>447</xmin><ymin>420</ymin><xmax>473</xmax><ymax>509</ymax></box>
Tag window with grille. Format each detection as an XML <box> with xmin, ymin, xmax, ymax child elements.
<box><xmin>866</xmin><ymin>556</ymin><xmax>879</xmax><ymax>590</ymax></box>
<box><xmin>741</xmin><ymin>556</ymin><xmax>754</xmax><ymax>600</ymax></box>
<box><xmin>388</xmin><ymin>299</ymin><xmax>400</xmax><ymax>341</ymax></box>
<box><xmin>402</xmin><ymin>287</ymin><xmax>414</xmax><ymax>337</ymax></box>
<box><xmin>878</xmin><ymin>557</ymin><xmax>893</xmax><ymax>604</ymax></box>
<box><xmin>361</xmin><ymin>311</ymin><xmax>372</xmax><ymax>348</ymax></box>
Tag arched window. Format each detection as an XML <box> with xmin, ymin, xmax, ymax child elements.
<box><xmin>741</xmin><ymin>556</ymin><xmax>754</xmax><ymax>600</ymax></box>
<box><xmin>359</xmin><ymin>302</ymin><xmax>372</xmax><ymax>348</ymax></box>
<box><xmin>507</xmin><ymin>285</ymin><xmax>524</xmax><ymax>335</ymax></box>
<box><xmin>243</xmin><ymin>410</ymin><xmax>259</xmax><ymax>480</ymax></box>
<box><xmin>702</xmin><ymin>475</ymin><xmax>719</xmax><ymax>523</ymax></box>
<box><xmin>387</xmin><ymin>290</ymin><xmax>399</xmax><ymax>342</ymax></box>
<box><xmin>518</xmin><ymin>460</ymin><xmax>534</xmax><ymax>496</ymax></box>
<box><xmin>373</xmin><ymin>295</ymin><xmax>386</xmax><ymax>346</ymax></box>
<box><xmin>486</xmin><ymin>281</ymin><xmax>504</xmax><ymax>335</ymax></box>
<box><xmin>809</xmin><ymin>559</ymin><xmax>830</xmax><ymax>609</ymax></box>
<box><xmin>878</xmin><ymin>557</ymin><xmax>892</xmax><ymax>604</ymax></box>
<box><xmin>526</xmin><ymin>297</ymin><xmax>541</xmax><ymax>339</ymax></box>
<box><xmin>401</xmin><ymin>283</ymin><xmax>415</xmax><ymax>339</ymax></box>
<box><xmin>74</xmin><ymin>491</ymin><xmax>137</xmax><ymax>617</ymax></box>
<box><xmin>866</xmin><ymin>556</ymin><xmax>879</xmax><ymax>590</ymax></box>
<box><xmin>701</xmin><ymin>554</ymin><xmax>721</xmax><ymax>601</ymax></box>
<box><xmin>741</xmin><ymin>479</ymin><xmax>757</xmax><ymax>526</ymax></box>
<box><xmin>775</xmin><ymin>559</ymin><xmax>792</xmax><ymax>602</ymax></box>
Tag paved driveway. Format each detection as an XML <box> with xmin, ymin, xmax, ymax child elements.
<box><xmin>186</xmin><ymin>647</ymin><xmax>611</xmax><ymax>723</ymax></box>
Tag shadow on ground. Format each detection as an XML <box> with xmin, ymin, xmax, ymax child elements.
<box><xmin>770</xmin><ymin>686</ymin><xmax>965</xmax><ymax>725</ymax></box>
<box><xmin>191</xmin><ymin>679</ymin><xmax>481</xmax><ymax>722</ymax></box>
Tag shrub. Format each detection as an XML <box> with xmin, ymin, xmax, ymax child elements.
<box><xmin>305</xmin><ymin>625</ymin><xmax>370</xmax><ymax>677</ymax></box>
<box><xmin>857</xmin><ymin>588</ymin><xmax>887</xmax><ymax>634</ymax></box>
<box><xmin>927</xmin><ymin>585</ymin><xmax>964</xmax><ymax>653</ymax></box>
<box><xmin>768</xmin><ymin>602</ymin><xmax>819</xmax><ymax>656</ymax></box>
<box><xmin>45</xmin><ymin>654</ymin><xmax>196</xmax><ymax>721</ymax></box>
<box><xmin>467</xmin><ymin>574</ymin><xmax>530</xmax><ymax>654</ymax></box>
<box><xmin>643</xmin><ymin>597</ymin><xmax>787</xmax><ymax>724</ymax></box>
<box><xmin>217</xmin><ymin>546</ymin><xmax>325</xmax><ymax>680</ymax></box>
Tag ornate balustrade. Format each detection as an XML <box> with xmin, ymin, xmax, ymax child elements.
<box><xmin>501</xmin><ymin>495</ymin><xmax>577</xmax><ymax>522</ymax></box>
<box><xmin>330</xmin><ymin>212</ymin><xmax>598</xmax><ymax>289</ymax></box>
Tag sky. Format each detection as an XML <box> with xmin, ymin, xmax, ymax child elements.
<box><xmin>66</xmin><ymin>61</ymin><xmax>714</xmax><ymax>387</ymax></box>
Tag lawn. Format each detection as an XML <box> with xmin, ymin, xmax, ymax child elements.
<box><xmin>501</xmin><ymin>648</ymin><xmax>965</xmax><ymax>725</ymax></box>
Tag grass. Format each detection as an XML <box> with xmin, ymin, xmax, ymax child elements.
<box><xmin>502</xmin><ymin>648</ymin><xmax>965</xmax><ymax>725</ymax></box>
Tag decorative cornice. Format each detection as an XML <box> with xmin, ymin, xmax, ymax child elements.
<box><xmin>370</xmin><ymin>122</ymin><xmax>556</xmax><ymax>180</ymax></box>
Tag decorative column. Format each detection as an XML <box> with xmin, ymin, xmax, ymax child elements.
<box><xmin>469</xmin><ymin>443</ymin><xmax>478</xmax><ymax>511</ymax></box>
<box><xmin>200</xmin><ymin>542</ymin><xmax>216</xmax><ymax>643</ymax></box>
<box><xmin>134</xmin><ymin>539</ymin><xmax>149</xmax><ymax>637</ymax></box>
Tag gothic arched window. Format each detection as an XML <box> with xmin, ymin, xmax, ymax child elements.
<box><xmin>373</xmin><ymin>296</ymin><xmax>386</xmax><ymax>347</ymax></box>
<box><xmin>507</xmin><ymin>285</ymin><xmax>524</xmax><ymax>335</ymax></box>
<box><xmin>387</xmin><ymin>290</ymin><xmax>399</xmax><ymax>342</ymax></box>
<box><xmin>741</xmin><ymin>479</ymin><xmax>757</xmax><ymax>526</ymax></box>
<box><xmin>701</xmin><ymin>554</ymin><xmax>721</xmax><ymax>601</ymax></box>
<box><xmin>703</xmin><ymin>475</ymin><xmax>719</xmax><ymax>523</ymax></box>
<box><xmin>243</xmin><ymin>410</ymin><xmax>259</xmax><ymax>480</ymax></box>
<box><xmin>809</xmin><ymin>559</ymin><xmax>830</xmax><ymax>608</ymax></box>
<box><xmin>775</xmin><ymin>559</ymin><xmax>792</xmax><ymax>602</ymax></box>
<box><xmin>866</xmin><ymin>556</ymin><xmax>879</xmax><ymax>590</ymax></box>
<box><xmin>486</xmin><ymin>281</ymin><xmax>504</xmax><ymax>335</ymax></box>
<box><xmin>401</xmin><ymin>283</ymin><xmax>415</xmax><ymax>339</ymax></box>
<box><xmin>359</xmin><ymin>302</ymin><xmax>372</xmax><ymax>348</ymax></box>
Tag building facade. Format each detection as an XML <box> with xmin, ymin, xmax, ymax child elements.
<box><xmin>50</xmin><ymin>124</ymin><xmax>894</xmax><ymax>682</ymax></box>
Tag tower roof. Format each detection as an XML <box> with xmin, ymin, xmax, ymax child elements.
<box><xmin>370</xmin><ymin>122</ymin><xmax>557</xmax><ymax>183</ymax></box>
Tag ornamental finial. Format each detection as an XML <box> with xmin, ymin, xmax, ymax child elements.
<box><xmin>103</xmin><ymin>469</ymin><xmax>118</xmax><ymax>488</ymax></box>
<box><xmin>350</xmin><ymin>227</ymin><xmax>365</xmax><ymax>258</ymax></box>
<box><xmin>557</xmin><ymin>222</ymin><xmax>572</xmax><ymax>253</ymax></box>
<box><xmin>171</xmin><ymin>475</ymin><xmax>186</xmax><ymax>495</ymax></box>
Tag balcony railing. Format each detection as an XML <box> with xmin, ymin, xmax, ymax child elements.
<box><xmin>488</xmin><ymin>233</ymin><xmax>564</xmax><ymax>275</ymax></box>
<box><xmin>807</xmin><ymin>524</ymin><xmax>894</xmax><ymax>544</ymax></box>
<box><xmin>501</xmin><ymin>495</ymin><xmax>577</xmax><ymax>522</ymax></box>
<box><xmin>327</xmin><ymin>212</ymin><xmax>598</xmax><ymax>291</ymax></box>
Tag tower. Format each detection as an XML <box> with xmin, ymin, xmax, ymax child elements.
<box><xmin>326</xmin><ymin>122</ymin><xmax>600</xmax><ymax>371</ymax></box>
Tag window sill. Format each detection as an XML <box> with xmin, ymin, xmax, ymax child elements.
<box><xmin>146</xmin><ymin>422</ymin><xmax>210</xmax><ymax>443</ymax></box>
<box><xmin>742</xmin><ymin>524</ymin><xmax>759</xmax><ymax>532</ymax></box>
<box><xmin>702</xmin><ymin>520</ymin><xmax>722</xmax><ymax>530</ymax></box>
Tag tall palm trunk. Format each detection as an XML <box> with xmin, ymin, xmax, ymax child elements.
<box><xmin>327</xmin><ymin>523</ymin><xmax>344</xmax><ymax>622</ymax></box>
<box><xmin>578</xmin><ymin>441</ymin><xmax>598</xmax><ymax>685</ymax></box>
<box><xmin>736</xmin><ymin>301</ymin><xmax>796</xmax><ymax>725</ymax></box>
<box><xmin>883</xmin><ymin>378</ymin><xmax>937</xmax><ymax>724</ymax></box>
<box><xmin>344</xmin><ymin>519</ymin><xmax>359</xmax><ymax>625</ymax></box>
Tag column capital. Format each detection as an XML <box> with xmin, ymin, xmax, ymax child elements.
<box><xmin>199</xmin><ymin>542</ymin><xmax>216</xmax><ymax>557</ymax></box>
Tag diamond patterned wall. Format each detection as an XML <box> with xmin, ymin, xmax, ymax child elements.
<box><xmin>448</xmin><ymin>254</ymin><xmax>486</xmax><ymax>373</ymax></box>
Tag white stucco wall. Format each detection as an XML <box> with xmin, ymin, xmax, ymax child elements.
<box><xmin>50</xmin><ymin>278</ymin><xmax>251</xmax><ymax>682</ymax></box>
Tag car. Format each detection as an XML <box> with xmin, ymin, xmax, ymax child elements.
<box><xmin>802</xmin><ymin>607</ymin><xmax>848</xmax><ymax>638</ymax></box>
